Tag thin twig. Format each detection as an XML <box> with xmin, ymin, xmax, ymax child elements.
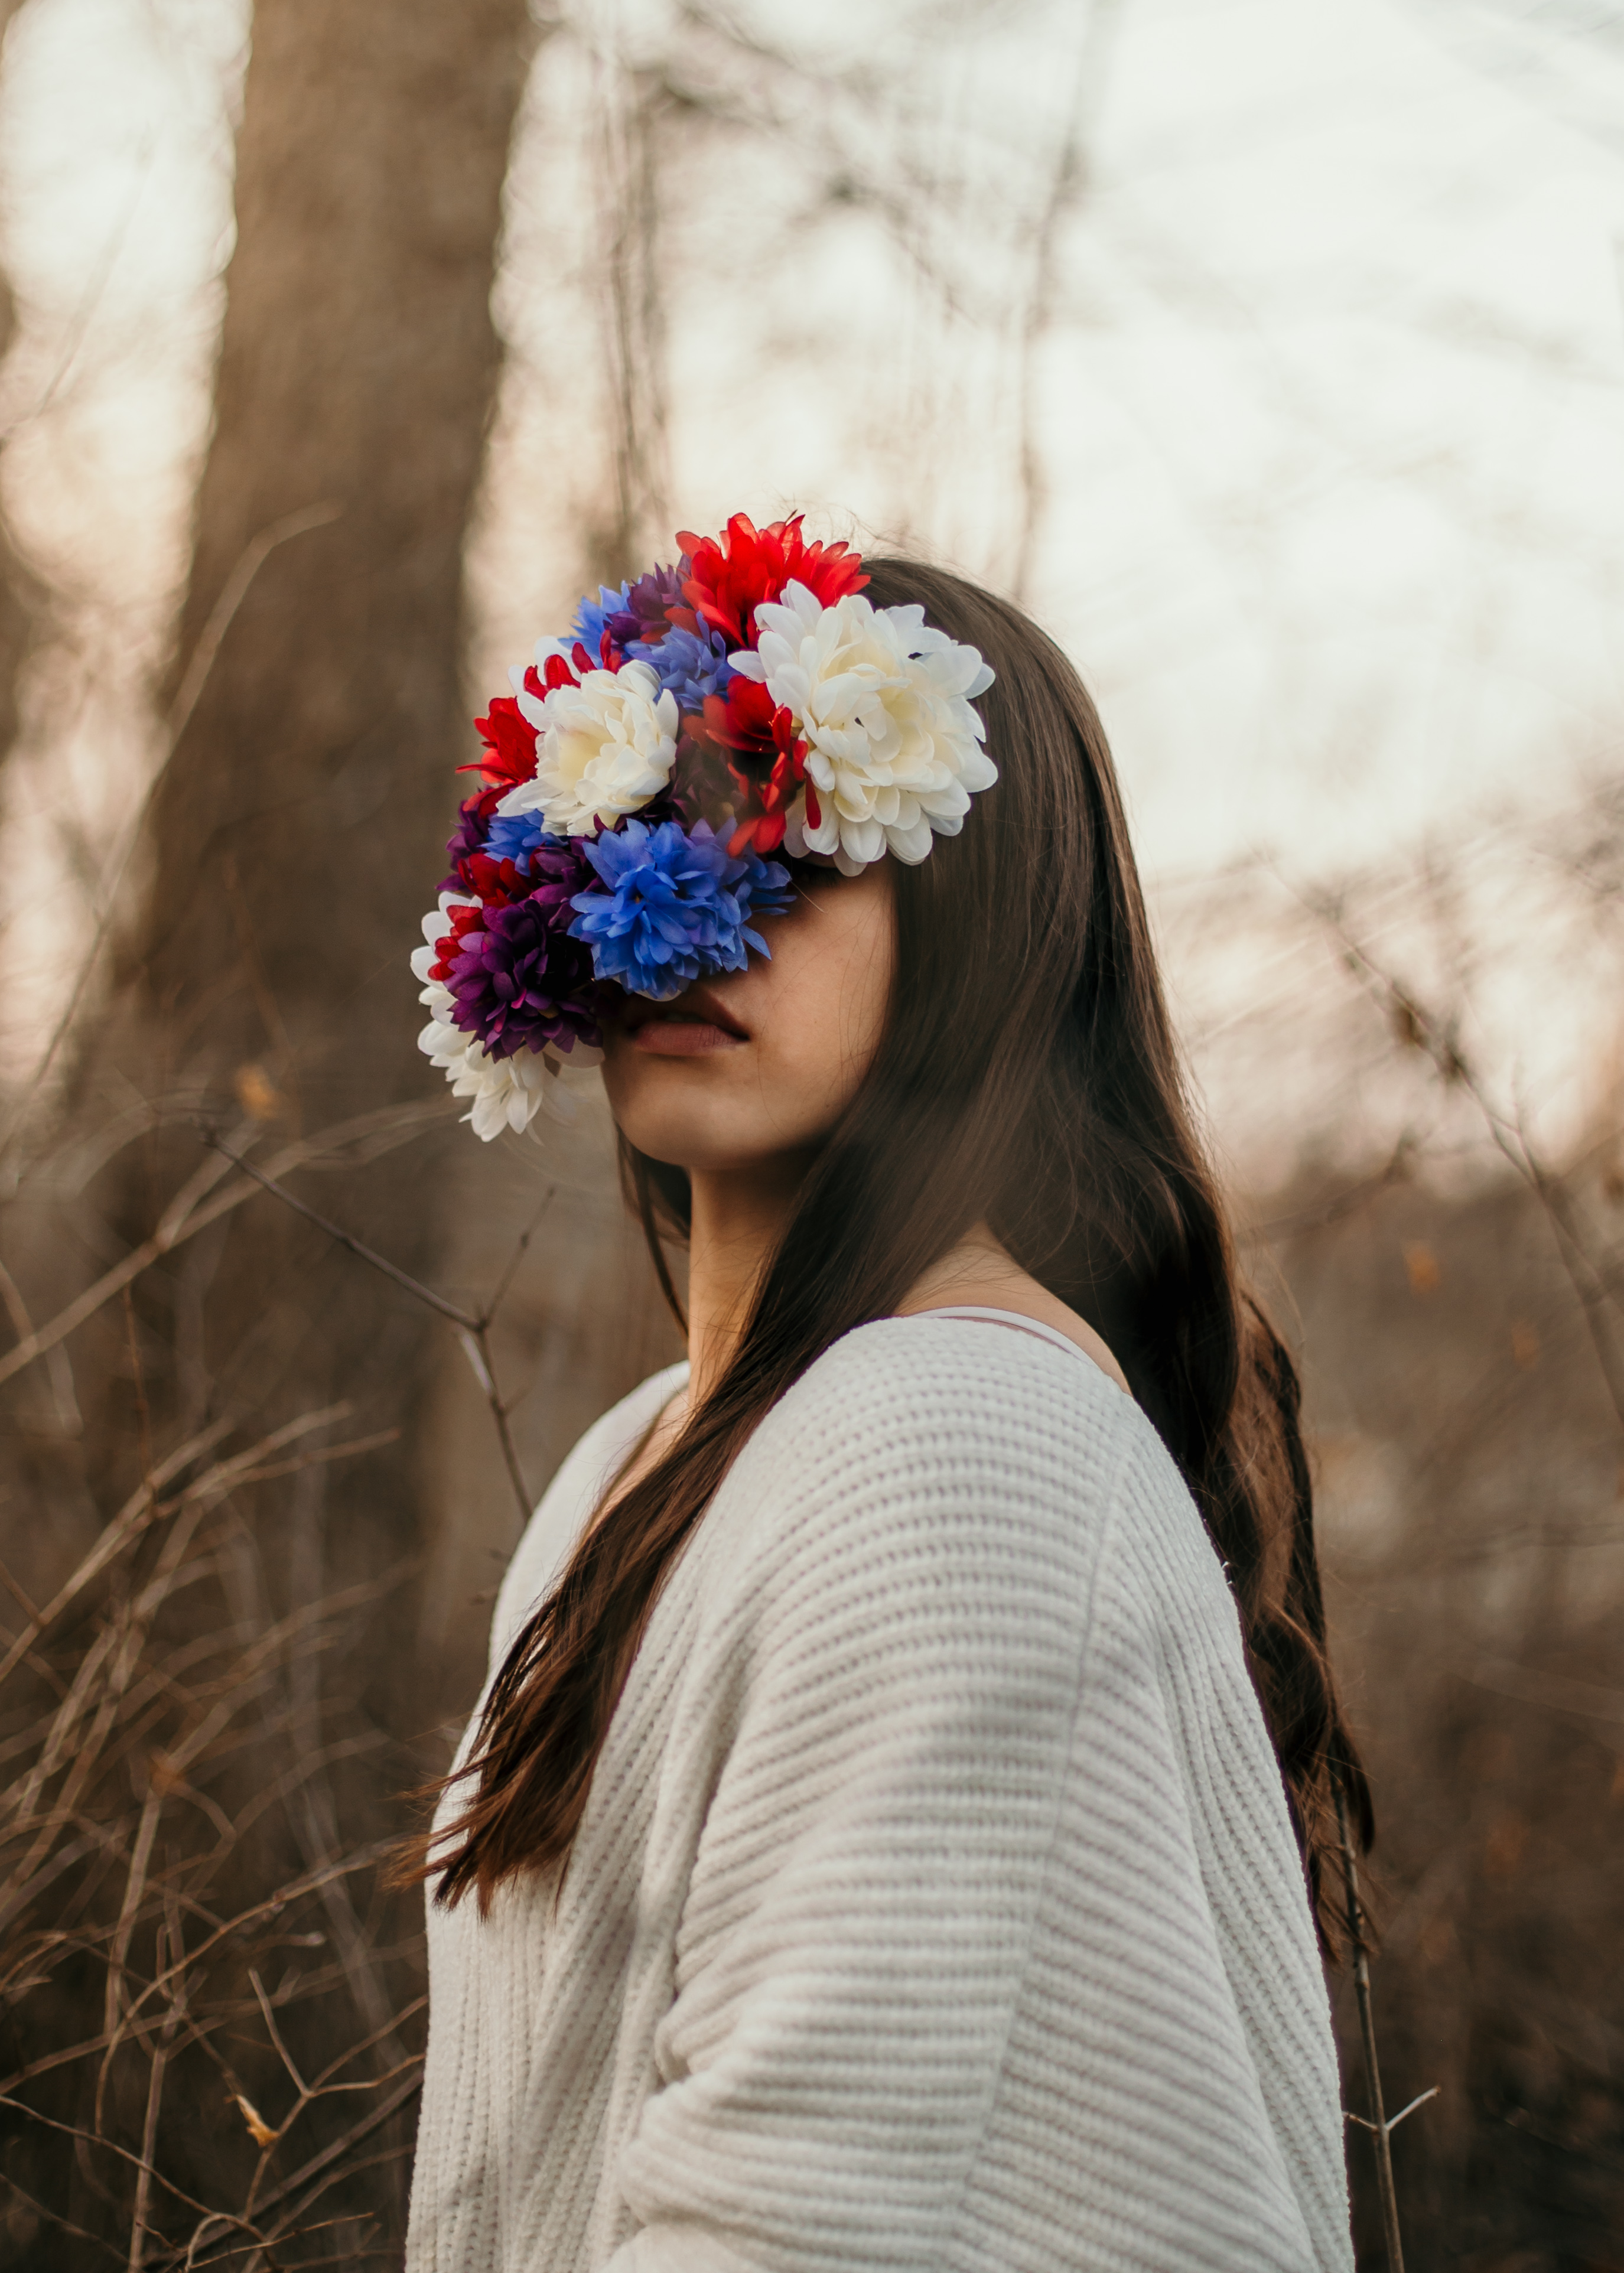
<box><xmin>1011</xmin><ymin>0</ymin><xmax>1124</xmax><ymax>601</ymax></box>
<box><xmin>1314</xmin><ymin>910</ymin><xmax>1624</xmax><ymax>1435</ymax></box>
<box><xmin>0</xmin><ymin>1101</ymin><xmax>450</xmax><ymax>1391</ymax></box>
<box><xmin>307</xmin><ymin>1997</ymin><xmax>428</xmax><ymax>2094</ymax></box>
<box><xmin>122</xmin><ymin>1287</ymin><xmax>155</xmax><ymax>1492</ymax></box>
<box><xmin>0</xmin><ymin>1253</ymin><xmax>80</xmax><ymax>1432</ymax></box>
<box><xmin>1386</xmin><ymin>2087</ymin><xmax>1439</xmax><ymax>2134</ymax></box>
<box><xmin>196</xmin><ymin>1136</ymin><xmax>476</xmax><ymax>1330</ymax></box>
<box><xmin>99</xmin><ymin>1791</ymin><xmax>163</xmax><ymax>2127</ymax></box>
<box><xmin>128</xmin><ymin>1922</ymin><xmax>185</xmax><ymax>2273</ymax></box>
<box><xmin>202</xmin><ymin>1130</ymin><xmax>542</xmax><ymax>1522</ymax></box>
<box><xmin>1335</xmin><ymin>1774</ymin><xmax>1406</xmax><ymax>2273</ymax></box>
<box><xmin>141</xmin><ymin>2072</ymin><xmax>423</xmax><ymax>2271</ymax></box>
<box><xmin>0</xmin><ymin>1547</ymin><xmax>40</xmax><ymax>1623</ymax></box>
<box><xmin>250</xmin><ymin>1968</ymin><xmax>308</xmax><ymax>2099</ymax></box>
<box><xmin>458</xmin><ymin>1326</ymin><xmax>532</xmax><ymax>1526</ymax></box>
<box><xmin>0</xmin><ymin>2093</ymin><xmax>251</xmax><ymax>2234</ymax></box>
<box><xmin>0</xmin><ymin>1412</ymin><xmax>346</xmax><ymax>1690</ymax></box>
<box><xmin>0</xmin><ymin>2170</ymin><xmax>125</xmax><ymax>2265</ymax></box>
<box><xmin>1348</xmin><ymin>2087</ymin><xmax>1440</xmax><ymax>2138</ymax></box>
<box><xmin>477</xmin><ymin>1184</ymin><xmax>556</xmax><ymax>1329</ymax></box>
<box><xmin>249</xmin><ymin>2072</ymin><xmax>421</xmax><ymax>2235</ymax></box>
<box><xmin>113</xmin><ymin>1845</ymin><xmax>398</xmax><ymax>2027</ymax></box>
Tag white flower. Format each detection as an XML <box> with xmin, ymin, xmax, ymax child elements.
<box><xmin>419</xmin><ymin>999</ymin><xmax>567</xmax><ymax>1139</ymax></box>
<box><xmin>730</xmin><ymin>582</ymin><xmax>997</xmax><ymax>874</ymax></box>
<box><xmin>499</xmin><ymin>655</ymin><xmax>678</xmax><ymax>837</ymax></box>
<box><xmin>410</xmin><ymin>897</ymin><xmax>600</xmax><ymax>1143</ymax></box>
<box><xmin>408</xmin><ymin>891</ymin><xmax>475</xmax><ymax>992</ymax></box>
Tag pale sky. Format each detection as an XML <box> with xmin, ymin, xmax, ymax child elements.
<box><xmin>1</xmin><ymin>0</ymin><xmax>1622</xmax><ymax>1171</ymax></box>
<box><xmin>475</xmin><ymin>0</ymin><xmax>1624</xmax><ymax>878</ymax></box>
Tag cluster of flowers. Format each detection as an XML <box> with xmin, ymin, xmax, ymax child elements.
<box><xmin>412</xmin><ymin>513</ymin><xmax>997</xmax><ymax>1139</ymax></box>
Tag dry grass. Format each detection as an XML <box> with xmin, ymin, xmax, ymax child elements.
<box><xmin>0</xmin><ymin>1100</ymin><xmax>481</xmax><ymax>2270</ymax></box>
<box><xmin>1272</xmin><ymin>1147</ymin><xmax>1624</xmax><ymax>2271</ymax></box>
<box><xmin>0</xmin><ymin>1397</ymin><xmax>428</xmax><ymax>2267</ymax></box>
<box><xmin>1234</xmin><ymin>881</ymin><xmax>1624</xmax><ymax>2268</ymax></box>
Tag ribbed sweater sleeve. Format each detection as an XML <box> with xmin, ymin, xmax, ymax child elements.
<box><xmin>597</xmin><ymin>1324</ymin><xmax>1346</xmax><ymax>2273</ymax></box>
<box><xmin>406</xmin><ymin>1319</ymin><xmax>1353</xmax><ymax>2273</ymax></box>
<box><xmin>608</xmin><ymin>1343</ymin><xmax>1125</xmax><ymax>2271</ymax></box>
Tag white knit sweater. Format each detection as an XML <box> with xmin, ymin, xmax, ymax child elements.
<box><xmin>406</xmin><ymin>1316</ymin><xmax>1353</xmax><ymax>2272</ymax></box>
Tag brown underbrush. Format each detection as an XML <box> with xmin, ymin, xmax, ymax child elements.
<box><xmin>1</xmin><ymin>1073</ymin><xmax>1620</xmax><ymax>2270</ymax></box>
<box><xmin>1268</xmin><ymin>1150</ymin><xmax>1624</xmax><ymax>2271</ymax></box>
<box><xmin>0</xmin><ymin>1391</ymin><xmax>429</xmax><ymax>2268</ymax></box>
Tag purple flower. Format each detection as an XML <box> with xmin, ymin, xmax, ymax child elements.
<box><xmin>441</xmin><ymin>790</ymin><xmax>497</xmax><ymax>893</ymax></box>
<box><xmin>568</xmin><ymin>816</ymin><xmax>795</xmax><ymax>999</ymax></box>
<box><xmin>595</xmin><ymin>559</ymin><xmax>736</xmax><ymax>708</ymax></box>
<box><xmin>442</xmin><ymin>840</ymin><xmax>601</xmax><ymax>1059</ymax></box>
<box><xmin>603</xmin><ymin>560</ymin><xmax>686</xmax><ymax>650</ymax></box>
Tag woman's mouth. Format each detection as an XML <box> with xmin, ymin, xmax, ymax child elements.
<box><xmin>619</xmin><ymin>986</ymin><xmax>749</xmax><ymax>1056</ymax></box>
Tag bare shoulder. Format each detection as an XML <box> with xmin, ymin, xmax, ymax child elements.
<box><xmin>894</xmin><ymin>1242</ymin><xmax>1132</xmax><ymax>1398</ymax></box>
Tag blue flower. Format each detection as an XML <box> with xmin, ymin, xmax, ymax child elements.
<box><xmin>569</xmin><ymin>581</ymin><xmax>633</xmax><ymax>660</ymax></box>
<box><xmin>483</xmin><ymin>807</ymin><xmax>561</xmax><ymax>876</ymax></box>
<box><xmin>568</xmin><ymin>817</ymin><xmax>796</xmax><ymax>999</ymax></box>
<box><xmin>627</xmin><ymin>623</ymin><xmax>735</xmax><ymax>711</ymax></box>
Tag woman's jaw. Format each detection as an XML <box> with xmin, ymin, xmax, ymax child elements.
<box><xmin>597</xmin><ymin>862</ymin><xmax>896</xmax><ymax>1180</ymax></box>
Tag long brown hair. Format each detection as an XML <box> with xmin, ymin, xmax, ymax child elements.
<box><xmin>421</xmin><ymin>555</ymin><xmax>1373</xmax><ymax>1948</ymax></box>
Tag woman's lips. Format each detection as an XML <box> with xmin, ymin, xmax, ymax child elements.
<box><xmin>630</xmin><ymin>1018</ymin><xmax>743</xmax><ymax>1056</ymax></box>
<box><xmin>619</xmin><ymin>985</ymin><xmax>748</xmax><ymax>1055</ymax></box>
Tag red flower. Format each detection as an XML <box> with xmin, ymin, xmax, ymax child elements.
<box><xmin>702</xmin><ymin>680</ymin><xmax>815</xmax><ymax>857</ymax></box>
<box><xmin>464</xmin><ymin>654</ymin><xmax>580</xmax><ymax>788</ymax></box>
<box><xmin>677</xmin><ymin>513</ymin><xmax>867</xmax><ymax>650</ymax></box>
<box><xmin>428</xmin><ymin>898</ymin><xmax>486</xmax><ymax>982</ymax></box>
<box><xmin>467</xmin><ymin>696</ymin><xmax>535</xmax><ymax>792</ymax></box>
<box><xmin>702</xmin><ymin>678</ymin><xmax>795</xmax><ymax>763</ymax></box>
<box><xmin>461</xmin><ymin>851</ymin><xmax>533</xmax><ymax>908</ymax></box>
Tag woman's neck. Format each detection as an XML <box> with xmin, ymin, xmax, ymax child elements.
<box><xmin>684</xmin><ymin>1157</ymin><xmax>813</xmax><ymax>1408</ymax></box>
<box><xmin>682</xmin><ymin>1189</ymin><xmax>1130</xmax><ymax>1408</ymax></box>
<box><xmin>897</xmin><ymin>1226</ymin><xmax>1131</xmax><ymax>1393</ymax></box>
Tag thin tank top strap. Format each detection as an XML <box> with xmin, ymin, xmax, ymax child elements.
<box><xmin>910</xmin><ymin>1304</ymin><xmax>1124</xmax><ymax>1389</ymax></box>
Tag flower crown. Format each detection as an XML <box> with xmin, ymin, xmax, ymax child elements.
<box><xmin>412</xmin><ymin>514</ymin><xmax>997</xmax><ymax>1140</ymax></box>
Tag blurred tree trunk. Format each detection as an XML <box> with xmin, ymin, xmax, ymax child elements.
<box><xmin>139</xmin><ymin>0</ymin><xmax>533</xmax><ymax>1081</ymax></box>
<box><xmin>99</xmin><ymin>0</ymin><xmax>538</xmax><ymax>1603</ymax></box>
<box><xmin>0</xmin><ymin>16</ymin><xmax>543</xmax><ymax>2236</ymax></box>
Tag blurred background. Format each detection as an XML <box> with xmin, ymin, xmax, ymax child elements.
<box><xmin>0</xmin><ymin>0</ymin><xmax>1621</xmax><ymax>2264</ymax></box>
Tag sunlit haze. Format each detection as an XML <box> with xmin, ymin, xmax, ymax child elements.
<box><xmin>2</xmin><ymin>0</ymin><xmax>1622</xmax><ymax>1175</ymax></box>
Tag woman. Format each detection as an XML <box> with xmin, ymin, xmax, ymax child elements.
<box><xmin>404</xmin><ymin>517</ymin><xmax>1366</xmax><ymax>2271</ymax></box>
